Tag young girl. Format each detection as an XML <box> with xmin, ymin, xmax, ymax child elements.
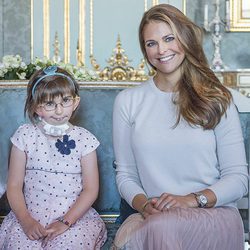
<box><xmin>0</xmin><ymin>66</ymin><xmax>107</xmax><ymax>249</ymax></box>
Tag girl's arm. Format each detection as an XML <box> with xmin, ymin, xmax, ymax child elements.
<box><xmin>63</xmin><ymin>149</ymin><xmax>99</xmax><ymax>224</ymax></box>
<box><xmin>7</xmin><ymin>145</ymin><xmax>47</xmax><ymax>240</ymax></box>
<box><xmin>42</xmin><ymin>150</ymin><xmax>99</xmax><ymax>246</ymax></box>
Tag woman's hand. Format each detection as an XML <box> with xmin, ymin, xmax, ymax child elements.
<box><xmin>141</xmin><ymin>199</ymin><xmax>161</xmax><ymax>218</ymax></box>
<box><xmin>152</xmin><ymin>193</ymin><xmax>197</xmax><ymax>211</ymax></box>
<box><xmin>20</xmin><ymin>216</ymin><xmax>47</xmax><ymax>240</ymax></box>
<box><xmin>41</xmin><ymin>221</ymin><xmax>69</xmax><ymax>247</ymax></box>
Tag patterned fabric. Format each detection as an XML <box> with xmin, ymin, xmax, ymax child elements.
<box><xmin>0</xmin><ymin>124</ymin><xmax>107</xmax><ymax>250</ymax></box>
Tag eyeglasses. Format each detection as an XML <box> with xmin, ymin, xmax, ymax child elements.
<box><xmin>40</xmin><ymin>96</ymin><xmax>78</xmax><ymax>111</ymax></box>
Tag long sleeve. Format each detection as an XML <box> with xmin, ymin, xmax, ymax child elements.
<box><xmin>113</xmin><ymin>89</ymin><xmax>146</xmax><ymax>207</ymax></box>
<box><xmin>209</xmin><ymin>103</ymin><xmax>248</xmax><ymax>206</ymax></box>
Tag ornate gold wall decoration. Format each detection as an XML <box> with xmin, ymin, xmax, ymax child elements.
<box><xmin>78</xmin><ymin>0</ymin><xmax>85</xmax><ymax>64</ymax></box>
<box><xmin>152</xmin><ymin>0</ymin><xmax>159</xmax><ymax>6</ymax></box>
<box><xmin>43</xmin><ymin>0</ymin><xmax>50</xmax><ymax>58</ymax></box>
<box><xmin>52</xmin><ymin>32</ymin><xmax>61</xmax><ymax>63</ymax></box>
<box><xmin>228</xmin><ymin>0</ymin><xmax>250</xmax><ymax>31</ymax></box>
<box><xmin>183</xmin><ymin>0</ymin><xmax>186</xmax><ymax>15</ymax></box>
<box><xmin>64</xmin><ymin>0</ymin><xmax>70</xmax><ymax>63</ymax></box>
<box><xmin>90</xmin><ymin>36</ymin><xmax>149</xmax><ymax>81</ymax></box>
<box><xmin>90</xmin><ymin>0</ymin><xmax>94</xmax><ymax>56</ymax></box>
<box><xmin>31</xmin><ymin>0</ymin><xmax>34</xmax><ymax>60</ymax></box>
<box><xmin>31</xmin><ymin>0</ymin><xmax>86</xmax><ymax>64</ymax></box>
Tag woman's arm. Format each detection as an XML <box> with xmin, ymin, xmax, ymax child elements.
<box><xmin>153</xmin><ymin>103</ymin><xmax>248</xmax><ymax>210</ymax></box>
<box><xmin>113</xmin><ymin>91</ymin><xmax>146</xmax><ymax>207</ymax></box>
<box><xmin>209</xmin><ymin>103</ymin><xmax>248</xmax><ymax>206</ymax></box>
<box><xmin>149</xmin><ymin>189</ymin><xmax>217</xmax><ymax>212</ymax></box>
<box><xmin>7</xmin><ymin>145</ymin><xmax>47</xmax><ymax>240</ymax></box>
<box><xmin>143</xmin><ymin>104</ymin><xmax>247</xmax><ymax>211</ymax></box>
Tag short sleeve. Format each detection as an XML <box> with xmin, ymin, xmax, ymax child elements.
<box><xmin>78</xmin><ymin>128</ymin><xmax>100</xmax><ymax>157</ymax></box>
<box><xmin>10</xmin><ymin>124</ymin><xmax>32</xmax><ymax>152</ymax></box>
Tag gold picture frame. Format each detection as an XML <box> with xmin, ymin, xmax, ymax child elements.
<box><xmin>229</xmin><ymin>0</ymin><xmax>250</xmax><ymax>31</ymax></box>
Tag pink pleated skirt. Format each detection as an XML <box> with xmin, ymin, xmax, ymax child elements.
<box><xmin>112</xmin><ymin>207</ymin><xmax>244</xmax><ymax>250</ymax></box>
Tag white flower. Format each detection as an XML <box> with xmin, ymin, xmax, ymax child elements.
<box><xmin>20</xmin><ymin>62</ymin><xmax>27</xmax><ymax>69</ymax></box>
<box><xmin>16</xmin><ymin>72</ymin><xmax>26</xmax><ymax>80</ymax></box>
<box><xmin>0</xmin><ymin>70</ymin><xmax>5</xmax><ymax>77</ymax></box>
<box><xmin>0</xmin><ymin>54</ymin><xmax>98</xmax><ymax>81</ymax></box>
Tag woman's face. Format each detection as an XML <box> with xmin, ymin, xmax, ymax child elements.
<box><xmin>143</xmin><ymin>21</ymin><xmax>185</xmax><ymax>77</ymax></box>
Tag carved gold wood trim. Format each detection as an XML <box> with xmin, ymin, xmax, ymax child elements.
<box><xmin>151</xmin><ymin>0</ymin><xmax>186</xmax><ymax>14</ymax></box>
<box><xmin>0</xmin><ymin>81</ymin><xmax>141</xmax><ymax>89</ymax></box>
<box><xmin>100</xmin><ymin>213</ymin><xmax>119</xmax><ymax>223</ymax></box>
<box><xmin>90</xmin><ymin>0</ymin><xmax>94</xmax><ymax>55</ymax></box>
<box><xmin>30</xmin><ymin>0</ymin><xmax>34</xmax><ymax>60</ymax></box>
<box><xmin>183</xmin><ymin>0</ymin><xmax>186</xmax><ymax>14</ymax></box>
<box><xmin>64</xmin><ymin>0</ymin><xmax>70</xmax><ymax>63</ymax></box>
<box><xmin>79</xmin><ymin>0</ymin><xmax>86</xmax><ymax>64</ymax></box>
<box><xmin>0</xmin><ymin>214</ymin><xmax>119</xmax><ymax>224</ymax></box>
<box><xmin>152</xmin><ymin>0</ymin><xmax>159</xmax><ymax>6</ymax></box>
<box><xmin>230</xmin><ymin>0</ymin><xmax>250</xmax><ymax>31</ymax></box>
<box><xmin>43</xmin><ymin>0</ymin><xmax>50</xmax><ymax>58</ymax></box>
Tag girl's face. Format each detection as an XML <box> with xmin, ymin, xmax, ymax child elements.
<box><xmin>35</xmin><ymin>94</ymin><xmax>80</xmax><ymax>125</ymax></box>
<box><xmin>143</xmin><ymin>21</ymin><xmax>185</xmax><ymax>78</ymax></box>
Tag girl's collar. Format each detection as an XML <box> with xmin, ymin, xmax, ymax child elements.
<box><xmin>38</xmin><ymin>119</ymin><xmax>72</xmax><ymax>137</ymax></box>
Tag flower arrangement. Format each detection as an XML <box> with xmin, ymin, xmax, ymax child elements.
<box><xmin>0</xmin><ymin>55</ymin><xmax>98</xmax><ymax>81</ymax></box>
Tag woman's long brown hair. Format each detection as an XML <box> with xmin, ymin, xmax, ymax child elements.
<box><xmin>139</xmin><ymin>4</ymin><xmax>232</xmax><ymax>130</ymax></box>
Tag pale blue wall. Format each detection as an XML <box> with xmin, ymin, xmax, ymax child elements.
<box><xmin>1</xmin><ymin>0</ymin><xmax>249</xmax><ymax>69</ymax></box>
<box><xmin>186</xmin><ymin>0</ymin><xmax>250</xmax><ymax>69</ymax></box>
<box><xmin>0</xmin><ymin>0</ymin><xmax>31</xmax><ymax>60</ymax></box>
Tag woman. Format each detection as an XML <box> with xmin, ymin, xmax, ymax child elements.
<box><xmin>112</xmin><ymin>4</ymin><xmax>248</xmax><ymax>250</ymax></box>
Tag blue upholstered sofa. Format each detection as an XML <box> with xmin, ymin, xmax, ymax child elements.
<box><xmin>0</xmin><ymin>83</ymin><xmax>250</xmax><ymax>248</ymax></box>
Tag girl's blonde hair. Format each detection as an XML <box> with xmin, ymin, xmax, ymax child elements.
<box><xmin>139</xmin><ymin>4</ymin><xmax>232</xmax><ymax>129</ymax></box>
<box><xmin>25</xmin><ymin>67</ymin><xmax>80</xmax><ymax>123</ymax></box>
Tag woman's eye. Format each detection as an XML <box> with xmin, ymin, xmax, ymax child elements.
<box><xmin>145</xmin><ymin>41</ymin><xmax>156</xmax><ymax>47</ymax></box>
<box><xmin>164</xmin><ymin>36</ymin><xmax>175</xmax><ymax>42</ymax></box>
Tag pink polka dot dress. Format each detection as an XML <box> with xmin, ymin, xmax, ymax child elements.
<box><xmin>0</xmin><ymin>124</ymin><xmax>107</xmax><ymax>250</ymax></box>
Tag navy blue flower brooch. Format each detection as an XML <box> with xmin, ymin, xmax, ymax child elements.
<box><xmin>55</xmin><ymin>135</ymin><xmax>76</xmax><ymax>155</ymax></box>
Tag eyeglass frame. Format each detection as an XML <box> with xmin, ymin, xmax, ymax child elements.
<box><xmin>38</xmin><ymin>96</ymin><xmax>79</xmax><ymax>111</ymax></box>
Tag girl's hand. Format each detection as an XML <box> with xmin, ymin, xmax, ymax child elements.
<box><xmin>41</xmin><ymin>221</ymin><xmax>69</xmax><ymax>247</ymax></box>
<box><xmin>20</xmin><ymin>216</ymin><xmax>47</xmax><ymax>240</ymax></box>
<box><xmin>152</xmin><ymin>193</ymin><xmax>197</xmax><ymax>211</ymax></box>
